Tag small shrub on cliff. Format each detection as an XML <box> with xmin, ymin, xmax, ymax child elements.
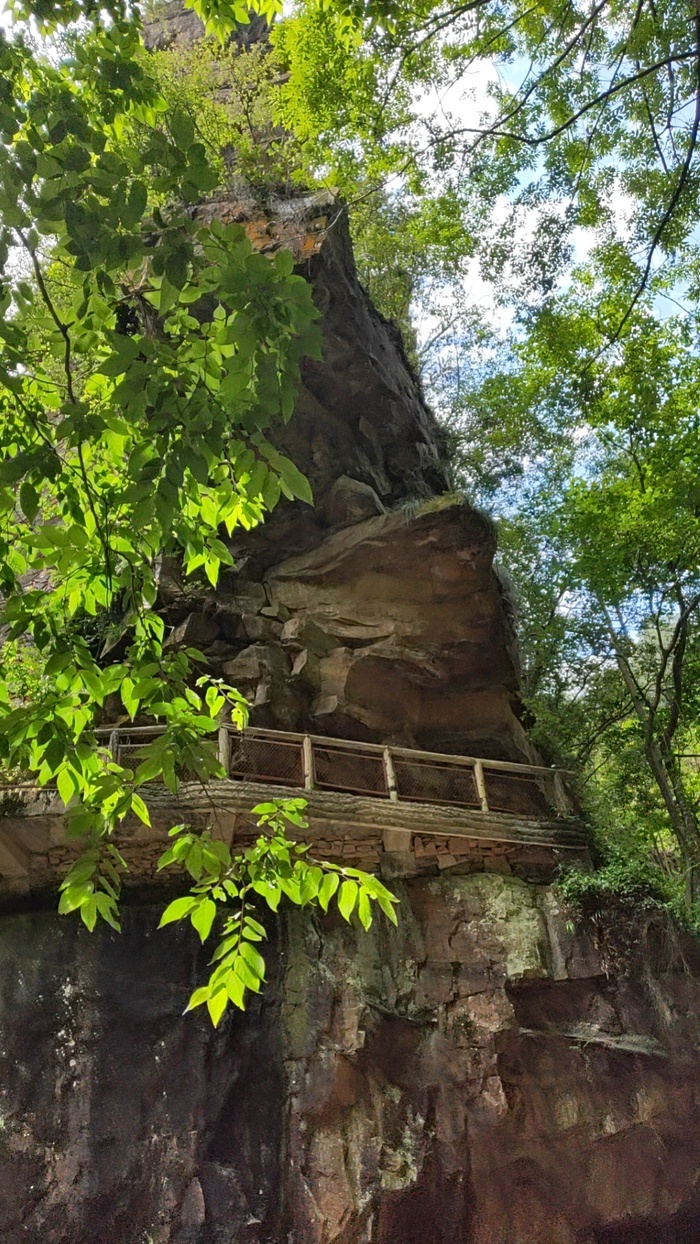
<box><xmin>557</xmin><ymin>849</ymin><xmax>699</xmax><ymax>934</ymax></box>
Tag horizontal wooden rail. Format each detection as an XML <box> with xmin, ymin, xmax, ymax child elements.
<box><xmin>93</xmin><ymin>724</ymin><xmax>573</xmax><ymax>777</ymax></box>
<box><xmin>88</xmin><ymin>722</ymin><xmax>574</xmax><ymax>821</ymax></box>
<box><xmin>221</xmin><ymin>725</ymin><xmax>576</xmax><ymax>778</ymax></box>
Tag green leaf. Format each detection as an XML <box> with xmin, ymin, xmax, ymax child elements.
<box><xmin>233</xmin><ymin>954</ymin><xmax>262</xmax><ymax>992</ymax></box>
<box><xmin>357</xmin><ymin>887</ymin><xmax>372</xmax><ymax>931</ymax></box>
<box><xmin>375</xmin><ymin>887</ymin><xmax>398</xmax><ymax>925</ymax></box>
<box><xmin>318</xmin><ymin>871</ymin><xmax>339</xmax><ymax>912</ymax></box>
<box><xmin>95</xmin><ymin>891</ymin><xmax>121</xmax><ymax>931</ymax></box>
<box><xmin>184</xmin><ymin>985</ymin><xmax>211</xmax><ymax>1012</ymax></box>
<box><xmin>239</xmin><ymin>939</ymin><xmax>266</xmax><ymax>980</ymax></box>
<box><xmin>81</xmin><ymin>896</ymin><xmax>98</xmax><ymax>932</ymax></box>
<box><xmin>164</xmin><ymin>249</ymin><xmax>189</xmax><ymax>290</ymax></box>
<box><xmin>226</xmin><ymin>972</ymin><xmax>246</xmax><ymax>1009</ymax></box>
<box><xmin>158</xmin><ymin>896</ymin><xmax>198</xmax><ymax>927</ymax></box>
<box><xmin>122</xmin><ymin>180</ymin><xmax>147</xmax><ymax>228</ymax></box>
<box><xmin>191</xmin><ymin>897</ymin><xmax>217</xmax><ymax>942</ymax></box>
<box><xmin>56</xmin><ymin>767</ymin><xmax>76</xmax><ymax>805</ymax></box>
<box><xmin>275</xmin><ymin>248</ymin><xmax>295</xmax><ymax>277</ymax></box>
<box><xmin>170</xmin><ymin>108</ymin><xmax>195</xmax><ymax>152</ymax></box>
<box><xmin>337</xmin><ymin>880</ymin><xmax>358</xmax><ymax>922</ymax></box>
<box><xmin>134</xmin><ymin>754</ymin><xmax>165</xmax><ymax>785</ymax></box>
<box><xmin>207</xmin><ymin>987</ymin><xmax>228</xmax><ymax>1027</ymax></box>
<box><xmin>58</xmin><ymin>884</ymin><xmax>92</xmax><ymax>914</ymax></box>
<box><xmin>19</xmin><ymin>480</ymin><xmax>40</xmax><ymax>523</ymax></box>
<box><xmin>131</xmin><ymin>794</ymin><xmax>151</xmax><ymax>826</ymax></box>
<box><xmin>263</xmin><ymin>447</ymin><xmax>313</xmax><ymax>505</ymax></box>
<box><xmin>261</xmin><ymin>885</ymin><xmax>282</xmax><ymax>912</ymax></box>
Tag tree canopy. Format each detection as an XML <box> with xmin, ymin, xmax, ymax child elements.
<box><xmin>0</xmin><ymin>0</ymin><xmax>397</xmax><ymax>1024</ymax></box>
<box><xmin>4</xmin><ymin>0</ymin><xmax>700</xmax><ymax>1010</ymax></box>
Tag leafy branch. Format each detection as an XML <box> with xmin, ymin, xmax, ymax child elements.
<box><xmin>157</xmin><ymin>799</ymin><xmax>398</xmax><ymax>1025</ymax></box>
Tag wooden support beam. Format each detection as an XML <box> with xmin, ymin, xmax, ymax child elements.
<box><xmin>217</xmin><ymin>726</ymin><xmax>231</xmax><ymax>777</ymax></box>
<box><xmin>552</xmin><ymin>771</ymin><xmax>572</xmax><ymax>815</ymax></box>
<box><xmin>473</xmin><ymin>760</ymin><xmax>489</xmax><ymax>812</ymax></box>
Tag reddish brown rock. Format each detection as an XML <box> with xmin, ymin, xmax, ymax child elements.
<box><xmin>2</xmin><ymin>877</ymin><xmax>700</xmax><ymax>1242</ymax></box>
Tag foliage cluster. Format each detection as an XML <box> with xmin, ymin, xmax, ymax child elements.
<box><xmin>0</xmin><ymin>0</ymin><xmax>402</xmax><ymax>1018</ymax></box>
<box><xmin>6</xmin><ymin>0</ymin><xmax>700</xmax><ymax>988</ymax></box>
<box><xmin>557</xmin><ymin>850</ymin><xmax>694</xmax><ymax>934</ymax></box>
<box><xmin>157</xmin><ymin>799</ymin><xmax>396</xmax><ymax>1023</ymax></box>
<box><xmin>147</xmin><ymin>37</ymin><xmax>308</xmax><ymax>196</ymax></box>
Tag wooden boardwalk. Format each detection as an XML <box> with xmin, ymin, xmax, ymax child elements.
<box><xmin>0</xmin><ymin>727</ymin><xmax>587</xmax><ymax>893</ymax></box>
<box><xmin>100</xmin><ymin>723</ymin><xmax>575</xmax><ymax>819</ymax></box>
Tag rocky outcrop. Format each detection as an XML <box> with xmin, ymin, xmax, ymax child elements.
<box><xmin>2</xmin><ymin>883</ymin><xmax>700</xmax><ymax>1243</ymax></box>
<box><xmin>144</xmin><ymin>192</ymin><xmax>535</xmax><ymax>768</ymax></box>
<box><xmin>183</xmin><ymin>498</ymin><xmax>528</xmax><ymax>760</ymax></box>
<box><xmin>281</xmin><ymin>877</ymin><xmax>700</xmax><ymax>1244</ymax></box>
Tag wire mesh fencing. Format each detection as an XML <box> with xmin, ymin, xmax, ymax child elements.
<box><xmin>393</xmin><ymin>757</ymin><xmax>480</xmax><ymax>808</ymax></box>
<box><xmin>313</xmin><ymin>744</ymin><xmax>388</xmax><ymax>797</ymax></box>
<box><xmin>483</xmin><ymin>769</ymin><xmax>550</xmax><ymax>816</ymax></box>
<box><xmin>228</xmin><ymin>733</ymin><xmax>305</xmax><ymax>788</ymax></box>
<box><xmin>85</xmin><ymin>725</ymin><xmax>568</xmax><ymax>819</ymax></box>
<box><xmin>111</xmin><ymin>732</ymin><xmax>204</xmax><ymax>782</ymax></box>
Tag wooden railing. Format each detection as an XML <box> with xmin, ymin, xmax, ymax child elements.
<box><xmin>94</xmin><ymin>724</ymin><xmax>574</xmax><ymax>821</ymax></box>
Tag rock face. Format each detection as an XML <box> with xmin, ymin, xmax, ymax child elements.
<box><xmin>281</xmin><ymin>879</ymin><xmax>700</xmax><ymax>1244</ymax></box>
<box><xmin>210</xmin><ymin>499</ymin><xmax>528</xmax><ymax>758</ymax></box>
<box><xmin>0</xmin><ymin>903</ymin><xmax>285</xmax><ymax>1244</ymax></box>
<box><xmin>1</xmin><ymin>42</ymin><xmax>677</xmax><ymax>1239</ymax></box>
<box><xmin>3</xmin><ymin>884</ymin><xmax>700</xmax><ymax>1243</ymax></box>
<box><xmin>149</xmin><ymin>194</ymin><xmax>536</xmax><ymax>766</ymax></box>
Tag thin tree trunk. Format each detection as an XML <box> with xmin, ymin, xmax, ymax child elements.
<box><xmin>607</xmin><ymin>625</ymin><xmax>700</xmax><ymax>906</ymax></box>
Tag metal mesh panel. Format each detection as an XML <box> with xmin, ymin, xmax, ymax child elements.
<box><xmin>115</xmin><ymin>735</ymin><xmax>201</xmax><ymax>782</ymax></box>
<box><xmin>115</xmin><ymin>736</ymin><xmax>161</xmax><ymax>773</ymax></box>
<box><xmin>394</xmin><ymin>758</ymin><xmax>480</xmax><ymax>808</ymax></box>
<box><xmin>229</xmin><ymin>734</ymin><xmax>304</xmax><ymax>787</ymax></box>
<box><xmin>484</xmin><ymin>770</ymin><xmax>548</xmax><ymax>816</ymax></box>
<box><xmin>313</xmin><ymin>745</ymin><xmax>388</xmax><ymax>796</ymax></box>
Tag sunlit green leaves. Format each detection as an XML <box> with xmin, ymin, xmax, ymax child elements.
<box><xmin>157</xmin><ymin>801</ymin><xmax>397</xmax><ymax>1025</ymax></box>
<box><xmin>0</xmin><ymin>0</ymin><xmax>403</xmax><ymax>1012</ymax></box>
<box><xmin>0</xmin><ymin>7</ymin><xmax>323</xmax><ymax>954</ymax></box>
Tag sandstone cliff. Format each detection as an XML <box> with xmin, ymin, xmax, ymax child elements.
<box><xmin>151</xmin><ymin>195</ymin><xmax>537</xmax><ymax>766</ymax></box>
<box><xmin>1</xmin><ymin>32</ymin><xmax>693</xmax><ymax>1244</ymax></box>
<box><xmin>2</xmin><ymin>881</ymin><xmax>700</xmax><ymax>1243</ymax></box>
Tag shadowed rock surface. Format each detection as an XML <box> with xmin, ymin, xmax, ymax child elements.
<box><xmin>0</xmin><ymin>902</ymin><xmax>284</xmax><ymax>1244</ymax></box>
<box><xmin>2</xmin><ymin>883</ymin><xmax>700</xmax><ymax>1242</ymax></box>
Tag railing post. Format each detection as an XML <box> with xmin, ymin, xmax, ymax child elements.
<box><xmin>108</xmin><ymin>729</ymin><xmax>119</xmax><ymax>765</ymax></box>
<box><xmin>383</xmin><ymin>747</ymin><xmax>399</xmax><ymax>801</ymax></box>
<box><xmin>473</xmin><ymin>760</ymin><xmax>489</xmax><ymax>812</ymax></box>
<box><xmin>302</xmin><ymin>735</ymin><xmax>315</xmax><ymax>791</ymax></box>
<box><xmin>218</xmin><ymin>725</ymin><xmax>231</xmax><ymax>778</ymax></box>
<box><xmin>552</xmin><ymin>770</ymin><xmax>570</xmax><ymax>815</ymax></box>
